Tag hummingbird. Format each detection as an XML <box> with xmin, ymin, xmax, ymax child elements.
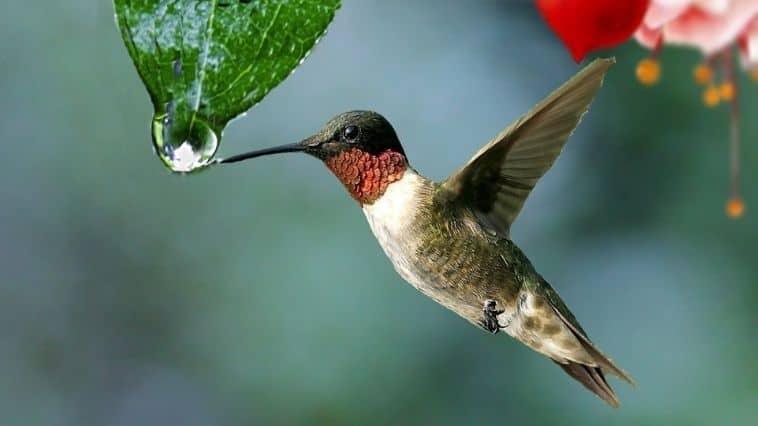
<box><xmin>220</xmin><ymin>58</ymin><xmax>634</xmax><ymax>406</ymax></box>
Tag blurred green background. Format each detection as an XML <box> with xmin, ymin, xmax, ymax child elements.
<box><xmin>1</xmin><ymin>1</ymin><xmax>756</xmax><ymax>425</ymax></box>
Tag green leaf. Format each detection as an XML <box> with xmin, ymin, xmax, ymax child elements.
<box><xmin>114</xmin><ymin>0</ymin><xmax>340</xmax><ymax>172</ymax></box>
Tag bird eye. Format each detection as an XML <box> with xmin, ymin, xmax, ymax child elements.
<box><xmin>342</xmin><ymin>125</ymin><xmax>360</xmax><ymax>142</ymax></box>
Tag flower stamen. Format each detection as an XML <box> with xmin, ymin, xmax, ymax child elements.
<box><xmin>693</xmin><ymin>63</ymin><xmax>713</xmax><ymax>85</ymax></box>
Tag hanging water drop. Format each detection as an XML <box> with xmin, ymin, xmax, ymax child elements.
<box><xmin>152</xmin><ymin>113</ymin><xmax>219</xmax><ymax>173</ymax></box>
<box><xmin>115</xmin><ymin>0</ymin><xmax>339</xmax><ymax>173</ymax></box>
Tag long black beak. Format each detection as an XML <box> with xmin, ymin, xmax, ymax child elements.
<box><xmin>217</xmin><ymin>141</ymin><xmax>307</xmax><ymax>165</ymax></box>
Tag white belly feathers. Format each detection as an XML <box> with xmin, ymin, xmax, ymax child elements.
<box><xmin>362</xmin><ymin>170</ymin><xmax>428</xmax><ymax>289</ymax></box>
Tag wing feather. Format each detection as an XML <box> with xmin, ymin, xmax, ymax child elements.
<box><xmin>439</xmin><ymin>58</ymin><xmax>614</xmax><ymax>235</ymax></box>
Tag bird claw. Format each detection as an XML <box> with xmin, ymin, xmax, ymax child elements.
<box><xmin>481</xmin><ymin>299</ymin><xmax>505</xmax><ymax>334</ymax></box>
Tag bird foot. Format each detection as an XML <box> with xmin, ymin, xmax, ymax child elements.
<box><xmin>481</xmin><ymin>299</ymin><xmax>505</xmax><ymax>334</ymax></box>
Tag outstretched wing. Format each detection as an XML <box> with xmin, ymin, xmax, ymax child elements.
<box><xmin>439</xmin><ymin>58</ymin><xmax>614</xmax><ymax>235</ymax></box>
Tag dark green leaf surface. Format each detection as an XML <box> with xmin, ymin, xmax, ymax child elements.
<box><xmin>114</xmin><ymin>0</ymin><xmax>340</xmax><ymax>171</ymax></box>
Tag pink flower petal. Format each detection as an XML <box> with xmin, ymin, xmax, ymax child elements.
<box><xmin>739</xmin><ymin>17</ymin><xmax>758</xmax><ymax>67</ymax></box>
<box><xmin>643</xmin><ymin>2</ymin><xmax>689</xmax><ymax>28</ymax></box>
<box><xmin>663</xmin><ymin>0</ymin><xmax>758</xmax><ymax>54</ymax></box>
<box><xmin>654</xmin><ymin>0</ymin><xmax>694</xmax><ymax>8</ymax></box>
<box><xmin>695</xmin><ymin>0</ymin><xmax>731</xmax><ymax>14</ymax></box>
<box><xmin>634</xmin><ymin>24</ymin><xmax>663</xmax><ymax>49</ymax></box>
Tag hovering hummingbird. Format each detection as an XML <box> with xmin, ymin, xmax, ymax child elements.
<box><xmin>220</xmin><ymin>58</ymin><xmax>634</xmax><ymax>406</ymax></box>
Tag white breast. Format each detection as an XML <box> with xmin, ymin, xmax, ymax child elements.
<box><xmin>362</xmin><ymin>170</ymin><xmax>428</xmax><ymax>288</ymax></box>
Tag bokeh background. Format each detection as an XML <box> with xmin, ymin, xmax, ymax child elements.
<box><xmin>1</xmin><ymin>1</ymin><xmax>757</xmax><ymax>425</ymax></box>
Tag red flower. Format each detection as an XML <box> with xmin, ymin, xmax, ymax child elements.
<box><xmin>536</xmin><ymin>0</ymin><xmax>651</xmax><ymax>62</ymax></box>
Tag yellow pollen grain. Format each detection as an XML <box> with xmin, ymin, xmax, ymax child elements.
<box><xmin>636</xmin><ymin>58</ymin><xmax>660</xmax><ymax>86</ymax></box>
<box><xmin>703</xmin><ymin>85</ymin><xmax>720</xmax><ymax>107</ymax></box>
<box><xmin>726</xmin><ymin>197</ymin><xmax>745</xmax><ymax>219</ymax></box>
<box><xmin>719</xmin><ymin>81</ymin><xmax>735</xmax><ymax>101</ymax></box>
<box><xmin>693</xmin><ymin>63</ymin><xmax>713</xmax><ymax>85</ymax></box>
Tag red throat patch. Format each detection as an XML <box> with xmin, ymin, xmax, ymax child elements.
<box><xmin>324</xmin><ymin>148</ymin><xmax>407</xmax><ymax>204</ymax></box>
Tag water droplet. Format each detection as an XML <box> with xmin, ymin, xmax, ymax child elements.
<box><xmin>152</xmin><ymin>113</ymin><xmax>219</xmax><ymax>173</ymax></box>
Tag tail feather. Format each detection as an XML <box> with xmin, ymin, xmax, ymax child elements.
<box><xmin>550</xmin><ymin>304</ymin><xmax>636</xmax><ymax>386</ymax></box>
<box><xmin>535</xmin><ymin>279</ymin><xmax>635</xmax><ymax>405</ymax></box>
<box><xmin>516</xmin><ymin>280</ymin><xmax>635</xmax><ymax>406</ymax></box>
<box><xmin>555</xmin><ymin>361</ymin><xmax>620</xmax><ymax>408</ymax></box>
